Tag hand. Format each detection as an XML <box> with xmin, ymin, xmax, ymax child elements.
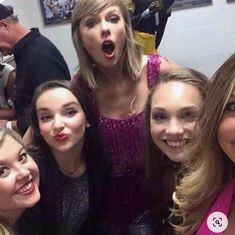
<box><xmin>149</xmin><ymin>0</ymin><xmax>164</xmax><ymax>13</ymax></box>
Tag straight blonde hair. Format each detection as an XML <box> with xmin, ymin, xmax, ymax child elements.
<box><xmin>71</xmin><ymin>0</ymin><xmax>142</xmax><ymax>88</ymax></box>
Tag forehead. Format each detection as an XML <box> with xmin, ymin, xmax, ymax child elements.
<box><xmin>151</xmin><ymin>81</ymin><xmax>201</xmax><ymax>105</ymax></box>
<box><xmin>82</xmin><ymin>5</ymin><xmax>122</xmax><ymax>18</ymax></box>
<box><xmin>0</xmin><ymin>135</ymin><xmax>21</xmax><ymax>162</ymax></box>
<box><xmin>36</xmin><ymin>88</ymin><xmax>78</xmax><ymax>104</ymax></box>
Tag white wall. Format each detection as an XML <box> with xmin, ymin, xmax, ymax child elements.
<box><xmin>2</xmin><ymin>0</ymin><xmax>235</xmax><ymax>77</ymax></box>
<box><xmin>159</xmin><ymin>0</ymin><xmax>235</xmax><ymax>77</ymax></box>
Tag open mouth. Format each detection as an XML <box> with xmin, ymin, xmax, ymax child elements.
<box><xmin>16</xmin><ymin>179</ymin><xmax>35</xmax><ymax>195</ymax></box>
<box><xmin>101</xmin><ymin>41</ymin><xmax>115</xmax><ymax>58</ymax></box>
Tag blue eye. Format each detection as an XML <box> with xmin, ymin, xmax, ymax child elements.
<box><xmin>225</xmin><ymin>102</ymin><xmax>235</xmax><ymax>112</ymax></box>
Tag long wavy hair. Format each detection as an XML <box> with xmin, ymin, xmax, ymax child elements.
<box><xmin>71</xmin><ymin>0</ymin><xmax>142</xmax><ymax>88</ymax></box>
<box><xmin>0</xmin><ymin>221</ymin><xmax>13</xmax><ymax>235</ymax></box>
<box><xmin>173</xmin><ymin>53</ymin><xmax>235</xmax><ymax>234</ymax></box>
<box><xmin>144</xmin><ymin>68</ymin><xmax>209</xmax><ymax>232</ymax></box>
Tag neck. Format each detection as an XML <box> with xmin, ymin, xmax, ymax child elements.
<box><xmin>52</xmin><ymin>142</ymin><xmax>85</xmax><ymax>176</ymax></box>
<box><xmin>95</xmin><ymin>60</ymin><xmax>127</xmax><ymax>86</ymax></box>
<box><xmin>12</xmin><ymin>23</ymin><xmax>31</xmax><ymax>44</ymax></box>
<box><xmin>0</xmin><ymin>209</ymin><xmax>23</xmax><ymax>227</ymax></box>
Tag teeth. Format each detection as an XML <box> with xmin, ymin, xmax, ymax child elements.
<box><xmin>166</xmin><ymin>140</ymin><xmax>188</xmax><ymax>147</ymax></box>
<box><xmin>18</xmin><ymin>181</ymin><xmax>32</xmax><ymax>194</ymax></box>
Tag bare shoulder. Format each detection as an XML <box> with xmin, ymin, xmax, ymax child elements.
<box><xmin>159</xmin><ymin>55</ymin><xmax>181</xmax><ymax>72</ymax></box>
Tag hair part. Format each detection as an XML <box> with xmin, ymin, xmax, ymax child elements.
<box><xmin>71</xmin><ymin>0</ymin><xmax>142</xmax><ymax>88</ymax></box>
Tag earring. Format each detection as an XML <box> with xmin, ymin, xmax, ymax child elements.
<box><xmin>86</xmin><ymin>123</ymin><xmax>90</xmax><ymax>128</ymax></box>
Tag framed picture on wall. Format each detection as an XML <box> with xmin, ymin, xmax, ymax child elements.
<box><xmin>39</xmin><ymin>0</ymin><xmax>78</xmax><ymax>25</ymax></box>
<box><xmin>227</xmin><ymin>0</ymin><xmax>235</xmax><ymax>3</ymax></box>
<box><xmin>173</xmin><ymin>0</ymin><xmax>212</xmax><ymax>11</ymax></box>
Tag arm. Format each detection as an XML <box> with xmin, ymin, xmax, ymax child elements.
<box><xmin>159</xmin><ymin>56</ymin><xmax>181</xmax><ymax>72</ymax></box>
<box><xmin>0</xmin><ymin>69</ymin><xmax>15</xmax><ymax>120</ymax></box>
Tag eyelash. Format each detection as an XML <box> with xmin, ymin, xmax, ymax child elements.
<box><xmin>85</xmin><ymin>15</ymin><xmax>120</xmax><ymax>28</ymax></box>
<box><xmin>152</xmin><ymin>113</ymin><xmax>167</xmax><ymax>121</ymax></box>
<box><xmin>19</xmin><ymin>152</ymin><xmax>28</xmax><ymax>163</ymax></box>
<box><xmin>0</xmin><ymin>152</ymin><xmax>28</xmax><ymax>178</ymax></box>
<box><xmin>225</xmin><ymin>101</ymin><xmax>235</xmax><ymax>112</ymax></box>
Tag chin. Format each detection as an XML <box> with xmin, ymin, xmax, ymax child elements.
<box><xmin>167</xmin><ymin>152</ymin><xmax>185</xmax><ymax>163</ymax></box>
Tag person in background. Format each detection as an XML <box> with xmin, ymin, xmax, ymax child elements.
<box><xmin>127</xmin><ymin>0</ymin><xmax>175</xmax><ymax>54</ymax></box>
<box><xmin>0</xmin><ymin>59</ymin><xmax>15</xmax><ymax>120</ymax></box>
<box><xmin>17</xmin><ymin>80</ymin><xmax>110</xmax><ymax>235</ymax></box>
<box><xmin>173</xmin><ymin>53</ymin><xmax>235</xmax><ymax>234</ymax></box>
<box><xmin>0</xmin><ymin>4</ymin><xmax>70</xmax><ymax>135</ymax></box>
<box><xmin>71</xmin><ymin>0</ymin><xmax>179</xmax><ymax>234</ymax></box>
<box><xmin>124</xmin><ymin>68</ymin><xmax>208</xmax><ymax>235</ymax></box>
<box><xmin>0</xmin><ymin>128</ymin><xmax>40</xmax><ymax>235</ymax></box>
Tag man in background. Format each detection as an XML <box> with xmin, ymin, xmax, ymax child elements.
<box><xmin>0</xmin><ymin>4</ymin><xmax>70</xmax><ymax>134</ymax></box>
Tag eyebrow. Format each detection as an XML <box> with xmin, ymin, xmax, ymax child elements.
<box><xmin>37</xmin><ymin>101</ymin><xmax>79</xmax><ymax>112</ymax></box>
<box><xmin>0</xmin><ymin>146</ymin><xmax>24</xmax><ymax>164</ymax></box>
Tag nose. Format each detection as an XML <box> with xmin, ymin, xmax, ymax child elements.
<box><xmin>101</xmin><ymin>20</ymin><xmax>110</xmax><ymax>37</ymax></box>
<box><xmin>53</xmin><ymin>114</ymin><xmax>65</xmax><ymax>130</ymax></box>
<box><xmin>16</xmin><ymin>166</ymin><xmax>30</xmax><ymax>181</ymax></box>
<box><xmin>165</xmin><ymin>118</ymin><xmax>184</xmax><ymax>135</ymax></box>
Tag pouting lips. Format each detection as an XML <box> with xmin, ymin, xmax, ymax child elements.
<box><xmin>101</xmin><ymin>41</ymin><xmax>115</xmax><ymax>56</ymax></box>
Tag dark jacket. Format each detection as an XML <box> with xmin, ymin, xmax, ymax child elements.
<box><xmin>13</xmin><ymin>28</ymin><xmax>70</xmax><ymax>134</ymax></box>
<box><xmin>16</xmin><ymin>149</ymin><xmax>111</xmax><ymax>235</ymax></box>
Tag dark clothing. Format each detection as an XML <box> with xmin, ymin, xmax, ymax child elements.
<box><xmin>131</xmin><ymin>0</ymin><xmax>175</xmax><ymax>48</ymax></box>
<box><xmin>13</xmin><ymin>28</ymin><xmax>70</xmax><ymax>134</ymax></box>
<box><xmin>16</xmin><ymin>150</ymin><xmax>110</xmax><ymax>235</ymax></box>
<box><xmin>124</xmin><ymin>210</ymin><xmax>175</xmax><ymax>235</ymax></box>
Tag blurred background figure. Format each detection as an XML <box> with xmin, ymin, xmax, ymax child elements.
<box><xmin>0</xmin><ymin>53</ymin><xmax>15</xmax><ymax>121</ymax></box>
<box><xmin>127</xmin><ymin>0</ymin><xmax>175</xmax><ymax>54</ymax></box>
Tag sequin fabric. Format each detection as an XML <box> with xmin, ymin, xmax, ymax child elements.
<box><xmin>98</xmin><ymin>54</ymin><xmax>161</xmax><ymax>235</ymax></box>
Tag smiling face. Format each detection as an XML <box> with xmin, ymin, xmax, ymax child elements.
<box><xmin>0</xmin><ymin>135</ymin><xmax>40</xmax><ymax>218</ymax></box>
<box><xmin>150</xmin><ymin>81</ymin><xmax>203</xmax><ymax>162</ymax></box>
<box><xmin>79</xmin><ymin>5</ymin><xmax>126</xmax><ymax>68</ymax></box>
<box><xmin>217</xmin><ymin>85</ymin><xmax>235</xmax><ymax>163</ymax></box>
<box><xmin>36</xmin><ymin>87</ymin><xmax>87</xmax><ymax>156</ymax></box>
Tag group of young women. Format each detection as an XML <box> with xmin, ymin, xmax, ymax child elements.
<box><xmin>1</xmin><ymin>0</ymin><xmax>235</xmax><ymax>235</ymax></box>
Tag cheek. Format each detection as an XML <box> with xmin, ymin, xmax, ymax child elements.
<box><xmin>185</xmin><ymin>122</ymin><xmax>197</xmax><ymax>136</ymax></box>
<box><xmin>150</xmin><ymin>121</ymin><xmax>162</xmax><ymax>143</ymax></box>
<box><xmin>38</xmin><ymin>123</ymin><xmax>49</xmax><ymax>138</ymax></box>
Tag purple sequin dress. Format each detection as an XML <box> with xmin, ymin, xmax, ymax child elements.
<box><xmin>98</xmin><ymin>54</ymin><xmax>161</xmax><ymax>235</ymax></box>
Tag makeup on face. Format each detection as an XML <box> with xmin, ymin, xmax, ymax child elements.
<box><xmin>79</xmin><ymin>6</ymin><xmax>126</xmax><ymax>67</ymax></box>
<box><xmin>150</xmin><ymin>81</ymin><xmax>203</xmax><ymax>162</ymax></box>
<box><xmin>0</xmin><ymin>135</ymin><xmax>40</xmax><ymax>213</ymax></box>
<box><xmin>36</xmin><ymin>88</ymin><xmax>87</xmax><ymax>155</ymax></box>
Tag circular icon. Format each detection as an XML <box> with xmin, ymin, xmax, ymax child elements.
<box><xmin>207</xmin><ymin>211</ymin><xmax>228</xmax><ymax>233</ymax></box>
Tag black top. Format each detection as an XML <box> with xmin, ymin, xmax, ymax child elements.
<box><xmin>13</xmin><ymin>28</ymin><xmax>70</xmax><ymax>134</ymax></box>
<box><xmin>16</xmin><ymin>150</ymin><xmax>111</xmax><ymax>235</ymax></box>
<box><xmin>130</xmin><ymin>0</ymin><xmax>175</xmax><ymax>48</ymax></box>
